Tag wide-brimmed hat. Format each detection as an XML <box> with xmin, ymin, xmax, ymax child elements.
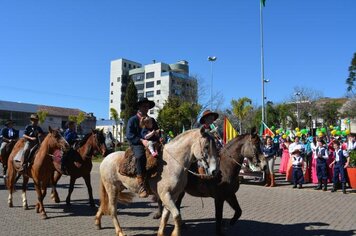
<box><xmin>291</xmin><ymin>144</ymin><xmax>302</xmax><ymax>154</ymax></box>
<box><xmin>199</xmin><ymin>110</ymin><xmax>219</xmax><ymax>124</ymax></box>
<box><xmin>5</xmin><ymin>119</ymin><xmax>15</xmax><ymax>126</ymax></box>
<box><xmin>136</xmin><ymin>97</ymin><xmax>155</xmax><ymax>109</ymax></box>
<box><xmin>30</xmin><ymin>114</ymin><xmax>39</xmax><ymax>121</ymax></box>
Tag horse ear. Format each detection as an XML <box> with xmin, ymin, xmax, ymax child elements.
<box><xmin>91</xmin><ymin>128</ymin><xmax>95</xmax><ymax>134</ymax></box>
<box><xmin>100</xmin><ymin>128</ymin><xmax>104</xmax><ymax>133</ymax></box>
<box><xmin>250</xmin><ymin>127</ymin><xmax>257</xmax><ymax>136</ymax></box>
<box><xmin>48</xmin><ymin>126</ymin><xmax>53</xmax><ymax>132</ymax></box>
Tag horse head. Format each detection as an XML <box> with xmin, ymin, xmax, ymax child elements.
<box><xmin>90</xmin><ymin>128</ymin><xmax>109</xmax><ymax>157</ymax></box>
<box><xmin>47</xmin><ymin>126</ymin><xmax>70</xmax><ymax>153</ymax></box>
<box><xmin>240</xmin><ymin>127</ymin><xmax>267</xmax><ymax>171</ymax></box>
<box><xmin>191</xmin><ymin>127</ymin><xmax>219</xmax><ymax>177</ymax></box>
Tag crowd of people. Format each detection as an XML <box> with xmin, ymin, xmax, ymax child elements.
<box><xmin>262</xmin><ymin>132</ymin><xmax>354</xmax><ymax>193</ymax></box>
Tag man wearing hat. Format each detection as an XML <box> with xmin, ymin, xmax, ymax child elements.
<box><xmin>199</xmin><ymin>110</ymin><xmax>223</xmax><ymax>148</ymax></box>
<box><xmin>0</xmin><ymin>119</ymin><xmax>19</xmax><ymax>156</ymax></box>
<box><xmin>126</xmin><ymin>97</ymin><xmax>158</xmax><ymax>198</ymax></box>
<box><xmin>20</xmin><ymin>114</ymin><xmax>44</xmax><ymax>172</ymax></box>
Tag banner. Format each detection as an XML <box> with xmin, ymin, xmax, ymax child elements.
<box><xmin>259</xmin><ymin>121</ymin><xmax>275</xmax><ymax>138</ymax></box>
<box><xmin>223</xmin><ymin>117</ymin><xmax>238</xmax><ymax>144</ymax></box>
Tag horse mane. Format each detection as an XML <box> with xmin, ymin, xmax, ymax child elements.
<box><xmin>220</xmin><ymin>133</ymin><xmax>250</xmax><ymax>157</ymax></box>
<box><xmin>168</xmin><ymin>129</ymin><xmax>197</xmax><ymax>145</ymax></box>
<box><xmin>78</xmin><ymin>132</ymin><xmax>93</xmax><ymax>147</ymax></box>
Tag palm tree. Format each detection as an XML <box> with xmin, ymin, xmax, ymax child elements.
<box><xmin>231</xmin><ymin>97</ymin><xmax>252</xmax><ymax>133</ymax></box>
<box><xmin>110</xmin><ymin>108</ymin><xmax>119</xmax><ymax>140</ymax></box>
<box><xmin>36</xmin><ymin>110</ymin><xmax>48</xmax><ymax>124</ymax></box>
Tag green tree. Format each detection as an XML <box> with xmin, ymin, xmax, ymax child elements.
<box><xmin>37</xmin><ymin>110</ymin><xmax>48</xmax><ymax>124</ymax></box>
<box><xmin>110</xmin><ymin>108</ymin><xmax>119</xmax><ymax>140</ymax></box>
<box><xmin>121</xmin><ymin>79</ymin><xmax>137</xmax><ymax>125</ymax></box>
<box><xmin>346</xmin><ymin>52</ymin><xmax>356</xmax><ymax>94</ymax></box>
<box><xmin>179</xmin><ymin>102</ymin><xmax>201</xmax><ymax>129</ymax></box>
<box><xmin>68</xmin><ymin>112</ymin><xmax>86</xmax><ymax>134</ymax></box>
<box><xmin>157</xmin><ymin>97</ymin><xmax>182</xmax><ymax>135</ymax></box>
<box><xmin>319</xmin><ymin>101</ymin><xmax>342</xmax><ymax>126</ymax></box>
<box><xmin>231</xmin><ymin>97</ymin><xmax>252</xmax><ymax>133</ymax></box>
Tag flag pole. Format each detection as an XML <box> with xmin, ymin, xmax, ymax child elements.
<box><xmin>260</xmin><ymin>0</ymin><xmax>265</xmax><ymax>125</ymax></box>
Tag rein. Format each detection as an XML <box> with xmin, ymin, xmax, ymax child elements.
<box><xmin>164</xmin><ymin>145</ymin><xmax>214</xmax><ymax>178</ymax></box>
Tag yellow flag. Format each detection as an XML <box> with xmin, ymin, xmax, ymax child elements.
<box><xmin>223</xmin><ymin>117</ymin><xmax>238</xmax><ymax>144</ymax></box>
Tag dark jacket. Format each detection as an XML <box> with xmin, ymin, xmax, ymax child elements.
<box><xmin>64</xmin><ymin>128</ymin><xmax>78</xmax><ymax>146</ymax></box>
<box><xmin>1</xmin><ymin>127</ymin><xmax>19</xmax><ymax>141</ymax></box>
<box><xmin>126</xmin><ymin>114</ymin><xmax>158</xmax><ymax>146</ymax></box>
<box><xmin>263</xmin><ymin>145</ymin><xmax>276</xmax><ymax>158</ymax></box>
<box><xmin>24</xmin><ymin>125</ymin><xmax>43</xmax><ymax>138</ymax></box>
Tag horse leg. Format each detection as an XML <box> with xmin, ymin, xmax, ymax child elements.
<box><xmin>158</xmin><ymin>193</ymin><xmax>181</xmax><ymax>236</ymax></box>
<box><xmin>83</xmin><ymin>174</ymin><xmax>95</xmax><ymax>207</ymax></box>
<box><xmin>7</xmin><ymin>162</ymin><xmax>16</xmax><ymax>208</ymax></box>
<box><xmin>51</xmin><ymin>171</ymin><xmax>61</xmax><ymax>203</ymax></box>
<box><xmin>214</xmin><ymin>197</ymin><xmax>225</xmax><ymax>236</ymax></box>
<box><xmin>106</xmin><ymin>184</ymin><xmax>125</xmax><ymax>236</ymax></box>
<box><xmin>157</xmin><ymin>207</ymin><xmax>170</xmax><ymax>236</ymax></box>
<box><xmin>153</xmin><ymin>197</ymin><xmax>163</xmax><ymax>219</ymax></box>
<box><xmin>40</xmin><ymin>181</ymin><xmax>49</xmax><ymax>219</ymax></box>
<box><xmin>226</xmin><ymin>194</ymin><xmax>242</xmax><ymax>226</ymax></box>
<box><xmin>66</xmin><ymin>176</ymin><xmax>76</xmax><ymax>206</ymax></box>
<box><xmin>22</xmin><ymin>175</ymin><xmax>30</xmax><ymax>210</ymax></box>
<box><xmin>34</xmin><ymin>181</ymin><xmax>43</xmax><ymax>215</ymax></box>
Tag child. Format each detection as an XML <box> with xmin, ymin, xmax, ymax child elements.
<box><xmin>314</xmin><ymin>139</ymin><xmax>328</xmax><ymax>191</ymax></box>
<box><xmin>141</xmin><ymin>116</ymin><xmax>160</xmax><ymax>157</ymax></box>
<box><xmin>291</xmin><ymin>147</ymin><xmax>304</xmax><ymax>189</ymax></box>
<box><xmin>329</xmin><ymin>140</ymin><xmax>350</xmax><ymax>194</ymax></box>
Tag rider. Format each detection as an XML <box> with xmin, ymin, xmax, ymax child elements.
<box><xmin>126</xmin><ymin>97</ymin><xmax>158</xmax><ymax>198</ymax></box>
<box><xmin>61</xmin><ymin>121</ymin><xmax>81</xmax><ymax>174</ymax></box>
<box><xmin>0</xmin><ymin>119</ymin><xmax>19</xmax><ymax>155</ymax></box>
<box><xmin>198</xmin><ymin>110</ymin><xmax>221</xmax><ymax>176</ymax></box>
<box><xmin>21</xmin><ymin>114</ymin><xmax>44</xmax><ymax>172</ymax></box>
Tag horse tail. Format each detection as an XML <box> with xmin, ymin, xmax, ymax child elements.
<box><xmin>99</xmin><ymin>178</ymin><xmax>109</xmax><ymax>215</ymax></box>
<box><xmin>117</xmin><ymin>191</ymin><xmax>134</xmax><ymax>205</ymax></box>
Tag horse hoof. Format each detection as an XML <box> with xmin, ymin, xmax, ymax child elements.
<box><xmin>8</xmin><ymin>203</ymin><xmax>13</xmax><ymax>208</ymax></box>
<box><xmin>41</xmin><ymin>214</ymin><xmax>48</xmax><ymax>220</ymax></box>
<box><xmin>95</xmin><ymin>223</ymin><xmax>101</xmax><ymax>230</ymax></box>
<box><xmin>23</xmin><ymin>205</ymin><xmax>29</xmax><ymax>210</ymax></box>
<box><xmin>66</xmin><ymin>201</ymin><xmax>71</xmax><ymax>206</ymax></box>
<box><xmin>152</xmin><ymin>212</ymin><xmax>162</xmax><ymax>219</ymax></box>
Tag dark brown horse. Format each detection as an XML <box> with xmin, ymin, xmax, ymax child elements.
<box><xmin>7</xmin><ymin>127</ymin><xmax>69</xmax><ymax>219</ymax></box>
<box><xmin>0</xmin><ymin>139</ymin><xmax>17</xmax><ymax>179</ymax></box>
<box><xmin>155</xmin><ymin>130</ymin><xmax>267</xmax><ymax>235</ymax></box>
<box><xmin>51</xmin><ymin>129</ymin><xmax>108</xmax><ymax>207</ymax></box>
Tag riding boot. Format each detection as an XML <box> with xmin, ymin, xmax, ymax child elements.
<box><xmin>342</xmin><ymin>183</ymin><xmax>346</xmax><ymax>194</ymax></box>
<box><xmin>323</xmin><ymin>180</ymin><xmax>327</xmax><ymax>191</ymax></box>
<box><xmin>264</xmin><ymin>174</ymin><xmax>271</xmax><ymax>187</ymax></box>
<box><xmin>269</xmin><ymin>174</ymin><xmax>275</xmax><ymax>187</ymax></box>
<box><xmin>314</xmin><ymin>180</ymin><xmax>322</xmax><ymax>190</ymax></box>
<box><xmin>136</xmin><ymin>175</ymin><xmax>148</xmax><ymax>198</ymax></box>
<box><xmin>331</xmin><ymin>184</ymin><xmax>337</xmax><ymax>192</ymax></box>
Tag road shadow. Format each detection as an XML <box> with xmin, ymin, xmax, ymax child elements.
<box><xmin>184</xmin><ymin>218</ymin><xmax>356</xmax><ymax>236</ymax></box>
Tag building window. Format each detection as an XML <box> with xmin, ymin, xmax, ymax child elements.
<box><xmin>138</xmin><ymin>92</ymin><xmax>144</xmax><ymax>98</ymax></box>
<box><xmin>110</xmin><ymin>99</ymin><xmax>113</xmax><ymax>103</ymax></box>
<box><xmin>129</xmin><ymin>64</ymin><xmax>131</xmax><ymax>69</ymax></box>
<box><xmin>146</xmin><ymin>72</ymin><xmax>154</xmax><ymax>79</ymax></box>
<box><xmin>157</xmin><ymin>80</ymin><xmax>161</xmax><ymax>85</ymax></box>
<box><xmin>136</xmin><ymin>83</ymin><xmax>144</xmax><ymax>90</ymax></box>
<box><xmin>111</xmin><ymin>82</ymin><xmax>113</xmax><ymax>86</ymax></box>
<box><xmin>146</xmin><ymin>81</ymin><xmax>154</xmax><ymax>88</ymax></box>
<box><xmin>133</xmin><ymin>65</ymin><xmax>136</xmax><ymax>69</ymax></box>
<box><xmin>156</xmin><ymin>90</ymin><xmax>161</xmax><ymax>95</ymax></box>
<box><xmin>111</xmin><ymin>91</ymin><xmax>113</xmax><ymax>95</ymax></box>
<box><xmin>131</xmin><ymin>73</ymin><xmax>144</xmax><ymax>82</ymax></box>
<box><xmin>124</xmin><ymin>62</ymin><xmax>127</xmax><ymax>67</ymax></box>
<box><xmin>146</xmin><ymin>91</ymin><xmax>154</xmax><ymax>97</ymax></box>
<box><xmin>117</xmin><ymin>77</ymin><xmax>121</xmax><ymax>82</ymax></box>
<box><xmin>150</xmin><ymin>110</ymin><xmax>154</xmax><ymax>114</ymax></box>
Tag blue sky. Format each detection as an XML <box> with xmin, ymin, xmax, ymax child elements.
<box><xmin>1</xmin><ymin>1</ymin><xmax>355</xmax><ymax>119</ymax></box>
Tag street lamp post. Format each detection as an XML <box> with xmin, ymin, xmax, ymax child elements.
<box><xmin>295</xmin><ymin>92</ymin><xmax>302</xmax><ymax>127</ymax></box>
<box><xmin>263</xmin><ymin>79</ymin><xmax>270</xmax><ymax>124</ymax></box>
<box><xmin>208</xmin><ymin>56</ymin><xmax>217</xmax><ymax>110</ymax></box>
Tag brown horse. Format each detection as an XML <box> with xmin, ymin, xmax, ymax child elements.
<box><xmin>0</xmin><ymin>139</ymin><xmax>17</xmax><ymax>179</ymax></box>
<box><xmin>154</xmin><ymin>130</ymin><xmax>267</xmax><ymax>235</ymax></box>
<box><xmin>51</xmin><ymin>129</ymin><xmax>108</xmax><ymax>207</ymax></box>
<box><xmin>6</xmin><ymin>127</ymin><xmax>69</xmax><ymax>219</ymax></box>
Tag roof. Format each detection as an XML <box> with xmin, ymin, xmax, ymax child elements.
<box><xmin>0</xmin><ymin>100</ymin><xmax>87</xmax><ymax>117</ymax></box>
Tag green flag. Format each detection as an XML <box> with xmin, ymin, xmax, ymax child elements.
<box><xmin>261</xmin><ymin>0</ymin><xmax>266</xmax><ymax>7</ymax></box>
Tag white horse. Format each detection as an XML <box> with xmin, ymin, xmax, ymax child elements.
<box><xmin>95</xmin><ymin>128</ymin><xmax>219</xmax><ymax>236</ymax></box>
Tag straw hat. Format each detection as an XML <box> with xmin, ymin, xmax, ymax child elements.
<box><xmin>199</xmin><ymin>110</ymin><xmax>219</xmax><ymax>124</ymax></box>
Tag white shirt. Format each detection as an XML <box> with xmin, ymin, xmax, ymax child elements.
<box><xmin>335</xmin><ymin>149</ymin><xmax>349</xmax><ymax>162</ymax></box>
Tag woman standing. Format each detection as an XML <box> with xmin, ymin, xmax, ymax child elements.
<box><xmin>263</xmin><ymin>136</ymin><xmax>277</xmax><ymax>187</ymax></box>
<box><xmin>278</xmin><ymin>136</ymin><xmax>291</xmax><ymax>174</ymax></box>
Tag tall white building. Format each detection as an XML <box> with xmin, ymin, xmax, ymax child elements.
<box><xmin>109</xmin><ymin>58</ymin><xmax>197</xmax><ymax>119</ymax></box>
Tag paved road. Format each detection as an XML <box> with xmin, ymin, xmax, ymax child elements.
<box><xmin>0</xmin><ymin>162</ymin><xmax>355</xmax><ymax>236</ymax></box>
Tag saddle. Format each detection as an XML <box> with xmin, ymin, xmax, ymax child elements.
<box><xmin>118</xmin><ymin>143</ymin><xmax>162</xmax><ymax>178</ymax></box>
